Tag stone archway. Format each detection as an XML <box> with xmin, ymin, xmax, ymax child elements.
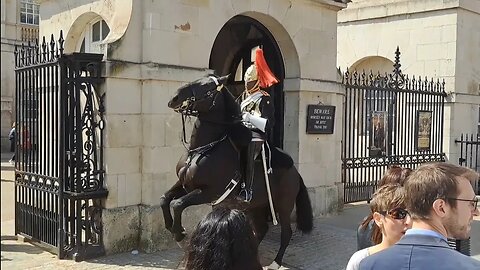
<box><xmin>209</xmin><ymin>15</ymin><xmax>286</xmax><ymax>148</ymax></box>
<box><xmin>63</xmin><ymin>12</ymin><xmax>102</xmax><ymax>53</ymax></box>
<box><xmin>350</xmin><ymin>56</ymin><xmax>394</xmax><ymax>74</ymax></box>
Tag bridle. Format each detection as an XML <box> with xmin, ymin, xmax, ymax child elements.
<box><xmin>179</xmin><ymin>76</ymin><xmax>224</xmax><ymax>146</ymax></box>
<box><xmin>176</xmin><ymin>76</ymin><xmax>222</xmax><ymax>117</ymax></box>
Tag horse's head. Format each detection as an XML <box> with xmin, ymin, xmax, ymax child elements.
<box><xmin>168</xmin><ymin>75</ymin><xmax>229</xmax><ymax>116</ymax></box>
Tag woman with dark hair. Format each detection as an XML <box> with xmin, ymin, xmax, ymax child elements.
<box><xmin>185</xmin><ymin>207</ymin><xmax>262</xmax><ymax>270</ymax></box>
<box><xmin>377</xmin><ymin>166</ymin><xmax>412</xmax><ymax>187</ymax></box>
<box><xmin>356</xmin><ymin>166</ymin><xmax>412</xmax><ymax>250</ymax></box>
<box><xmin>346</xmin><ymin>184</ymin><xmax>412</xmax><ymax>270</ymax></box>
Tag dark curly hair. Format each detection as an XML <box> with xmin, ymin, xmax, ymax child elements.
<box><xmin>185</xmin><ymin>207</ymin><xmax>262</xmax><ymax>270</ymax></box>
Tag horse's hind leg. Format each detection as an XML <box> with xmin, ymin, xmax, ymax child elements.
<box><xmin>269</xmin><ymin>202</ymin><xmax>294</xmax><ymax>269</ymax></box>
<box><xmin>170</xmin><ymin>188</ymin><xmax>211</xmax><ymax>242</ymax></box>
<box><xmin>160</xmin><ymin>181</ymin><xmax>186</xmax><ymax>233</ymax></box>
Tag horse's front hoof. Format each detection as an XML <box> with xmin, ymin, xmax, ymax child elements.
<box><xmin>176</xmin><ymin>237</ymin><xmax>188</xmax><ymax>249</ymax></box>
<box><xmin>265</xmin><ymin>261</ymin><xmax>281</xmax><ymax>270</ymax></box>
<box><xmin>174</xmin><ymin>229</ymin><xmax>187</xmax><ymax>242</ymax></box>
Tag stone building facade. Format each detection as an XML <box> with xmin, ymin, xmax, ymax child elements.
<box><xmin>337</xmin><ymin>0</ymin><xmax>480</xmax><ymax>163</ymax></box>
<box><xmin>37</xmin><ymin>0</ymin><xmax>346</xmax><ymax>254</ymax></box>
<box><xmin>1</xmin><ymin>0</ymin><xmax>39</xmax><ymax>151</ymax></box>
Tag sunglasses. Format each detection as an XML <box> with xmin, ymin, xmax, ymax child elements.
<box><xmin>379</xmin><ymin>207</ymin><xmax>410</xmax><ymax>220</ymax></box>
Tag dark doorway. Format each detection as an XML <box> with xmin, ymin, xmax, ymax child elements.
<box><xmin>209</xmin><ymin>15</ymin><xmax>285</xmax><ymax>149</ymax></box>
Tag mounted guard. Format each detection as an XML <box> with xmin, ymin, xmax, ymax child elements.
<box><xmin>238</xmin><ymin>48</ymin><xmax>279</xmax><ymax>203</ymax></box>
<box><xmin>164</xmin><ymin>73</ymin><xmax>313</xmax><ymax>269</ymax></box>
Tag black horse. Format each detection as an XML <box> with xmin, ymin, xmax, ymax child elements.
<box><xmin>162</xmin><ymin>75</ymin><xmax>313</xmax><ymax>268</ymax></box>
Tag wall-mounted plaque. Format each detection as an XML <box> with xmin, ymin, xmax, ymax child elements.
<box><xmin>416</xmin><ymin>110</ymin><xmax>432</xmax><ymax>151</ymax></box>
<box><xmin>306</xmin><ymin>105</ymin><xmax>335</xmax><ymax>134</ymax></box>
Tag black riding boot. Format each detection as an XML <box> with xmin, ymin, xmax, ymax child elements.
<box><xmin>238</xmin><ymin>141</ymin><xmax>262</xmax><ymax>202</ymax></box>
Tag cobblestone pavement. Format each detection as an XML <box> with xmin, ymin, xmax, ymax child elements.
<box><xmin>2</xmin><ymin>152</ymin><xmax>479</xmax><ymax>269</ymax></box>
<box><xmin>1</xmin><ymin>217</ymin><xmax>357</xmax><ymax>270</ymax></box>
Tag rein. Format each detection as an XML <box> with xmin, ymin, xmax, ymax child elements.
<box><xmin>188</xmin><ymin>135</ymin><xmax>227</xmax><ymax>156</ymax></box>
<box><xmin>183</xmin><ymin>134</ymin><xmax>228</xmax><ymax>170</ymax></box>
<box><xmin>181</xmin><ymin>113</ymin><xmax>189</xmax><ymax>147</ymax></box>
<box><xmin>179</xmin><ymin>82</ymin><xmax>229</xmax><ymax>149</ymax></box>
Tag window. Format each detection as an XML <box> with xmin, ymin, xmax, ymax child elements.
<box><xmin>20</xmin><ymin>0</ymin><xmax>40</xmax><ymax>25</ymax></box>
<box><xmin>79</xmin><ymin>19</ymin><xmax>110</xmax><ymax>53</ymax></box>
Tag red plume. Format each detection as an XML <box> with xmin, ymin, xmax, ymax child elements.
<box><xmin>255</xmin><ymin>49</ymin><xmax>279</xmax><ymax>88</ymax></box>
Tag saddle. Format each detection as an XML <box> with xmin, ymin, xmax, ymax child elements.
<box><xmin>226</xmin><ymin>123</ymin><xmax>294</xmax><ymax>169</ymax></box>
<box><xmin>249</xmin><ymin>145</ymin><xmax>293</xmax><ymax>170</ymax></box>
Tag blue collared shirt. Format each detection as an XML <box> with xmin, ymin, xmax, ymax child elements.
<box><xmin>405</xmin><ymin>228</ymin><xmax>447</xmax><ymax>242</ymax></box>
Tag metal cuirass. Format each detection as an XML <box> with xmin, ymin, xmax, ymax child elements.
<box><xmin>240</xmin><ymin>91</ymin><xmax>263</xmax><ymax>117</ymax></box>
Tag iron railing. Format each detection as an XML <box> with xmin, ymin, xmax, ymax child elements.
<box><xmin>342</xmin><ymin>47</ymin><xmax>446</xmax><ymax>203</ymax></box>
<box><xmin>455</xmin><ymin>133</ymin><xmax>479</xmax><ymax>194</ymax></box>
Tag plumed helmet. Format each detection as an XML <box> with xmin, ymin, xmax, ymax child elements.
<box><xmin>243</xmin><ymin>48</ymin><xmax>279</xmax><ymax>88</ymax></box>
<box><xmin>244</xmin><ymin>64</ymin><xmax>258</xmax><ymax>83</ymax></box>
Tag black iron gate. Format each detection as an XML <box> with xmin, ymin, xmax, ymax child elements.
<box><xmin>342</xmin><ymin>48</ymin><xmax>447</xmax><ymax>203</ymax></box>
<box><xmin>455</xmin><ymin>133</ymin><xmax>480</xmax><ymax>194</ymax></box>
<box><xmin>14</xmin><ymin>31</ymin><xmax>108</xmax><ymax>260</ymax></box>
<box><xmin>451</xmin><ymin>133</ymin><xmax>479</xmax><ymax>256</ymax></box>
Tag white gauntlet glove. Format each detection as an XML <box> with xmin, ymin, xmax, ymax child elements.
<box><xmin>242</xmin><ymin>112</ymin><xmax>267</xmax><ymax>132</ymax></box>
<box><xmin>242</xmin><ymin>112</ymin><xmax>252</xmax><ymax>122</ymax></box>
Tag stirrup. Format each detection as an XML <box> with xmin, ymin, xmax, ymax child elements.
<box><xmin>237</xmin><ymin>188</ymin><xmax>253</xmax><ymax>202</ymax></box>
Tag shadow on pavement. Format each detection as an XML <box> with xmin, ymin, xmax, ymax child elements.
<box><xmin>1</xmin><ymin>241</ymin><xmax>46</xmax><ymax>255</ymax></box>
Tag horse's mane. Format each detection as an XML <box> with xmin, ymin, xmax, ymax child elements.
<box><xmin>220</xmin><ymin>85</ymin><xmax>242</xmax><ymax>123</ymax></box>
<box><xmin>220</xmin><ymin>85</ymin><xmax>251</xmax><ymax>148</ymax></box>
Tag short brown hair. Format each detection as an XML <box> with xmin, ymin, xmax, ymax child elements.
<box><xmin>405</xmin><ymin>162</ymin><xmax>478</xmax><ymax>220</ymax></box>
<box><xmin>362</xmin><ymin>183</ymin><xmax>406</xmax><ymax>244</ymax></box>
<box><xmin>378</xmin><ymin>166</ymin><xmax>413</xmax><ymax>186</ymax></box>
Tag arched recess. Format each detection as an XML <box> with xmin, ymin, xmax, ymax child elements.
<box><xmin>209</xmin><ymin>13</ymin><xmax>300</xmax><ymax>149</ymax></box>
<box><xmin>64</xmin><ymin>12</ymin><xmax>107</xmax><ymax>53</ymax></box>
<box><xmin>62</xmin><ymin>0</ymin><xmax>132</xmax><ymax>55</ymax></box>
<box><xmin>349</xmin><ymin>56</ymin><xmax>396</xmax><ymax>144</ymax></box>
<box><xmin>350</xmin><ymin>56</ymin><xmax>394</xmax><ymax>75</ymax></box>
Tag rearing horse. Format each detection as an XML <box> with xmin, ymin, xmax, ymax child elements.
<box><xmin>162</xmin><ymin>75</ymin><xmax>313</xmax><ymax>268</ymax></box>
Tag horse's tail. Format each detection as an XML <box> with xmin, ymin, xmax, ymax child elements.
<box><xmin>295</xmin><ymin>175</ymin><xmax>313</xmax><ymax>233</ymax></box>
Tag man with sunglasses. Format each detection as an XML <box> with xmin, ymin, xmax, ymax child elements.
<box><xmin>360</xmin><ymin>162</ymin><xmax>480</xmax><ymax>270</ymax></box>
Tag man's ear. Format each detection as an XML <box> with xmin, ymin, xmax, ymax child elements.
<box><xmin>432</xmin><ymin>198</ymin><xmax>448</xmax><ymax>218</ymax></box>
<box><xmin>372</xmin><ymin>212</ymin><xmax>384</xmax><ymax>227</ymax></box>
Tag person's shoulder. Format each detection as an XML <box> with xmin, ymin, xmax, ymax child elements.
<box><xmin>259</xmin><ymin>94</ymin><xmax>272</xmax><ymax>105</ymax></box>
<box><xmin>359</xmin><ymin>245</ymin><xmax>404</xmax><ymax>269</ymax></box>
<box><xmin>412</xmin><ymin>246</ymin><xmax>480</xmax><ymax>269</ymax></box>
<box><xmin>346</xmin><ymin>248</ymin><xmax>370</xmax><ymax>270</ymax></box>
<box><xmin>444</xmin><ymin>248</ymin><xmax>480</xmax><ymax>267</ymax></box>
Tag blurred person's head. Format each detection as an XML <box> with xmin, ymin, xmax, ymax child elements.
<box><xmin>378</xmin><ymin>166</ymin><xmax>412</xmax><ymax>187</ymax></box>
<box><xmin>405</xmin><ymin>162</ymin><xmax>479</xmax><ymax>240</ymax></box>
<box><xmin>185</xmin><ymin>207</ymin><xmax>261</xmax><ymax>270</ymax></box>
<box><xmin>369</xmin><ymin>184</ymin><xmax>412</xmax><ymax>244</ymax></box>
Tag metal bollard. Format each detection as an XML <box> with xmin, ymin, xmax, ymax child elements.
<box><xmin>447</xmin><ymin>238</ymin><xmax>470</xmax><ymax>256</ymax></box>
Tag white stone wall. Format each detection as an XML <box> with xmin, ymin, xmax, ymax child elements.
<box><xmin>444</xmin><ymin>5</ymin><xmax>480</xmax><ymax>163</ymax></box>
<box><xmin>338</xmin><ymin>0</ymin><xmax>480</xmax><ymax>163</ymax></box>
<box><xmin>39</xmin><ymin>0</ymin><xmax>347</xmax><ymax>252</ymax></box>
